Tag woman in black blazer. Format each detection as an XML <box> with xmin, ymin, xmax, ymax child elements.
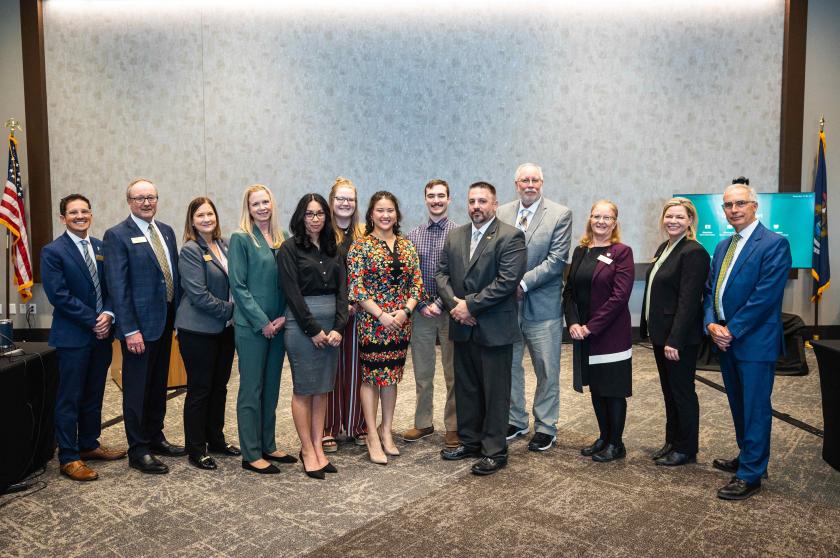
<box><xmin>175</xmin><ymin>197</ymin><xmax>239</xmax><ymax>470</ymax></box>
<box><xmin>639</xmin><ymin>197</ymin><xmax>710</xmax><ymax>466</ymax></box>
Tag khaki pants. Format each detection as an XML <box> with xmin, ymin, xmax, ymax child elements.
<box><xmin>409</xmin><ymin>311</ymin><xmax>457</xmax><ymax>431</ymax></box>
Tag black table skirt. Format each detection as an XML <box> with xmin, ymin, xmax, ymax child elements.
<box><xmin>0</xmin><ymin>342</ymin><xmax>58</xmax><ymax>489</ymax></box>
<box><xmin>811</xmin><ymin>340</ymin><xmax>840</xmax><ymax>472</ymax></box>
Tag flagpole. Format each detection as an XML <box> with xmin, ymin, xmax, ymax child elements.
<box><xmin>2</xmin><ymin>118</ymin><xmax>20</xmax><ymax>321</ymax></box>
<box><xmin>812</xmin><ymin>116</ymin><xmax>827</xmax><ymax>343</ymax></box>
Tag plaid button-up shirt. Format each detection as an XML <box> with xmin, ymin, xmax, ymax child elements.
<box><xmin>406</xmin><ymin>216</ymin><xmax>458</xmax><ymax>310</ymax></box>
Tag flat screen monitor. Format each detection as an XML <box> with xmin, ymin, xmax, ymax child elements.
<box><xmin>675</xmin><ymin>192</ymin><xmax>815</xmax><ymax>269</ymax></box>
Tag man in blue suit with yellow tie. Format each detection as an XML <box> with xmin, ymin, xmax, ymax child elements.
<box><xmin>703</xmin><ymin>177</ymin><xmax>791</xmax><ymax>500</ymax></box>
<box><xmin>104</xmin><ymin>178</ymin><xmax>183</xmax><ymax>474</ymax></box>
<box><xmin>42</xmin><ymin>194</ymin><xmax>126</xmax><ymax>481</ymax></box>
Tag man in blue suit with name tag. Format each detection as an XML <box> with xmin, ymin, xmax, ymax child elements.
<box><xmin>703</xmin><ymin>177</ymin><xmax>791</xmax><ymax>500</ymax></box>
<box><xmin>104</xmin><ymin>178</ymin><xmax>183</xmax><ymax>474</ymax></box>
<box><xmin>42</xmin><ymin>194</ymin><xmax>126</xmax><ymax>482</ymax></box>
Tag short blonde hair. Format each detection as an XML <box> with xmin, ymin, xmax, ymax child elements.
<box><xmin>238</xmin><ymin>184</ymin><xmax>284</xmax><ymax>248</ymax></box>
<box><xmin>580</xmin><ymin>199</ymin><xmax>621</xmax><ymax>247</ymax></box>
<box><xmin>329</xmin><ymin>177</ymin><xmax>363</xmax><ymax>245</ymax></box>
<box><xmin>660</xmin><ymin>197</ymin><xmax>698</xmax><ymax>240</ymax></box>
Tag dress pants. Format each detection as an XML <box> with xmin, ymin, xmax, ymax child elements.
<box><xmin>453</xmin><ymin>340</ymin><xmax>512</xmax><ymax>459</ymax></box>
<box><xmin>652</xmin><ymin>343</ymin><xmax>700</xmax><ymax>455</ymax></box>
<box><xmin>409</xmin><ymin>311</ymin><xmax>456</xmax><ymax>432</ymax></box>
<box><xmin>179</xmin><ymin>327</ymin><xmax>236</xmax><ymax>457</ymax></box>
<box><xmin>718</xmin><ymin>350</ymin><xmax>776</xmax><ymax>484</ymax></box>
<box><xmin>235</xmin><ymin>326</ymin><xmax>285</xmax><ymax>462</ymax></box>
<box><xmin>55</xmin><ymin>339</ymin><xmax>113</xmax><ymax>465</ymax></box>
<box><xmin>120</xmin><ymin>304</ymin><xmax>175</xmax><ymax>460</ymax></box>
<box><xmin>325</xmin><ymin>315</ymin><xmax>366</xmax><ymax>439</ymax></box>
<box><xmin>509</xmin><ymin>316</ymin><xmax>562</xmax><ymax>436</ymax></box>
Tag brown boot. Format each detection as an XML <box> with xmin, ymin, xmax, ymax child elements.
<box><xmin>444</xmin><ymin>430</ymin><xmax>460</xmax><ymax>449</ymax></box>
<box><xmin>61</xmin><ymin>460</ymin><xmax>98</xmax><ymax>481</ymax></box>
<box><xmin>80</xmin><ymin>445</ymin><xmax>127</xmax><ymax>461</ymax></box>
<box><xmin>401</xmin><ymin>426</ymin><xmax>434</xmax><ymax>442</ymax></box>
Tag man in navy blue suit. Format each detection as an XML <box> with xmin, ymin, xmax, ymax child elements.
<box><xmin>703</xmin><ymin>177</ymin><xmax>791</xmax><ymax>500</ymax></box>
<box><xmin>41</xmin><ymin>194</ymin><xmax>127</xmax><ymax>481</ymax></box>
<box><xmin>104</xmin><ymin>178</ymin><xmax>183</xmax><ymax>474</ymax></box>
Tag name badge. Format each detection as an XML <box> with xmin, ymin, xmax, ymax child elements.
<box><xmin>131</xmin><ymin>236</ymin><xmax>147</xmax><ymax>244</ymax></box>
<box><xmin>95</xmin><ymin>254</ymin><xmax>104</xmax><ymax>261</ymax></box>
<box><xmin>597</xmin><ymin>254</ymin><xmax>613</xmax><ymax>265</ymax></box>
<box><xmin>203</xmin><ymin>254</ymin><xmax>213</xmax><ymax>262</ymax></box>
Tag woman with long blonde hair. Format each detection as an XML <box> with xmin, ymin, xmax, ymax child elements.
<box><xmin>229</xmin><ymin>184</ymin><xmax>296</xmax><ymax>474</ymax></box>
<box><xmin>322</xmin><ymin>177</ymin><xmax>368</xmax><ymax>452</ymax></box>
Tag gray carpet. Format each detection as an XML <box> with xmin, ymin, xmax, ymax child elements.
<box><xmin>1</xmin><ymin>344</ymin><xmax>838</xmax><ymax>557</ymax></box>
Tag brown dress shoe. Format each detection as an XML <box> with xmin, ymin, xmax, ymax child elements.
<box><xmin>80</xmin><ymin>445</ymin><xmax>128</xmax><ymax>461</ymax></box>
<box><xmin>444</xmin><ymin>430</ymin><xmax>460</xmax><ymax>448</ymax></box>
<box><xmin>61</xmin><ymin>460</ymin><xmax>98</xmax><ymax>481</ymax></box>
<box><xmin>401</xmin><ymin>426</ymin><xmax>434</xmax><ymax>442</ymax></box>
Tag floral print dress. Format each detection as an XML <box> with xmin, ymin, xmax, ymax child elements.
<box><xmin>347</xmin><ymin>234</ymin><xmax>424</xmax><ymax>386</ymax></box>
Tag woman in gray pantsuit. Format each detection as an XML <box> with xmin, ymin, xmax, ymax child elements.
<box><xmin>278</xmin><ymin>194</ymin><xmax>348</xmax><ymax>479</ymax></box>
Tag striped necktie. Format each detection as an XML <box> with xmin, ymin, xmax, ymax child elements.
<box><xmin>148</xmin><ymin>223</ymin><xmax>174</xmax><ymax>302</ymax></box>
<box><xmin>469</xmin><ymin>229</ymin><xmax>482</xmax><ymax>259</ymax></box>
<box><xmin>80</xmin><ymin>240</ymin><xmax>103</xmax><ymax>313</ymax></box>
<box><xmin>714</xmin><ymin>233</ymin><xmax>742</xmax><ymax>319</ymax></box>
<box><xmin>518</xmin><ymin>209</ymin><xmax>530</xmax><ymax>231</ymax></box>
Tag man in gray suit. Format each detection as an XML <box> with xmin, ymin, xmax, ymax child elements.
<box><xmin>497</xmin><ymin>163</ymin><xmax>572</xmax><ymax>451</ymax></box>
<box><xmin>437</xmin><ymin>181</ymin><xmax>527</xmax><ymax>475</ymax></box>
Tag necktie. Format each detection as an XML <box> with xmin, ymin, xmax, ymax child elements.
<box><xmin>518</xmin><ymin>209</ymin><xmax>530</xmax><ymax>231</ymax></box>
<box><xmin>148</xmin><ymin>223</ymin><xmax>174</xmax><ymax>302</ymax></box>
<box><xmin>80</xmin><ymin>240</ymin><xmax>103</xmax><ymax>313</ymax></box>
<box><xmin>469</xmin><ymin>229</ymin><xmax>482</xmax><ymax>259</ymax></box>
<box><xmin>714</xmin><ymin>233</ymin><xmax>742</xmax><ymax>319</ymax></box>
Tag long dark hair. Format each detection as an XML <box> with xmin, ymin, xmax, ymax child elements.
<box><xmin>290</xmin><ymin>193</ymin><xmax>337</xmax><ymax>256</ymax></box>
<box><xmin>364</xmin><ymin>191</ymin><xmax>402</xmax><ymax>236</ymax></box>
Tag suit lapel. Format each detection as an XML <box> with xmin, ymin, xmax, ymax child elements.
<box><xmin>591</xmin><ymin>244</ymin><xmax>616</xmax><ymax>283</ymax></box>
<box><xmin>125</xmin><ymin>217</ymin><xmax>164</xmax><ymax>275</ymax></box>
<box><xmin>61</xmin><ymin>232</ymin><xmax>95</xmax><ymax>287</ymax></box>
<box><xmin>524</xmin><ymin>204</ymin><xmax>546</xmax><ymax>245</ymax></box>
<box><xmin>727</xmin><ymin>223</ymin><xmax>764</xmax><ymax>283</ymax></box>
<box><xmin>466</xmin><ymin>219</ymin><xmax>498</xmax><ymax>275</ymax></box>
<box><xmin>197</xmin><ymin>236</ymin><xmax>228</xmax><ymax>276</ymax></box>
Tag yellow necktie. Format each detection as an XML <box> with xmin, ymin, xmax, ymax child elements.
<box><xmin>149</xmin><ymin>224</ymin><xmax>174</xmax><ymax>302</ymax></box>
<box><xmin>714</xmin><ymin>233</ymin><xmax>741</xmax><ymax>319</ymax></box>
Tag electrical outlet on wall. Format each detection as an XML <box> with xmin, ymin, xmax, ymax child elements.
<box><xmin>28</xmin><ymin>304</ymin><xmax>36</xmax><ymax>314</ymax></box>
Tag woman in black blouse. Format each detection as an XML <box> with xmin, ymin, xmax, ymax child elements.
<box><xmin>278</xmin><ymin>194</ymin><xmax>349</xmax><ymax>479</ymax></box>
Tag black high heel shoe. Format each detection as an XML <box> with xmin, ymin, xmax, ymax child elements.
<box><xmin>299</xmin><ymin>452</ymin><xmax>326</xmax><ymax>480</ymax></box>
<box><xmin>263</xmin><ymin>452</ymin><xmax>298</xmax><ymax>464</ymax></box>
<box><xmin>323</xmin><ymin>462</ymin><xmax>337</xmax><ymax>474</ymax></box>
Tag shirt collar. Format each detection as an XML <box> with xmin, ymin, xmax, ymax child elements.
<box><xmin>427</xmin><ymin>216</ymin><xmax>449</xmax><ymax>230</ymax></box>
<box><xmin>733</xmin><ymin>219</ymin><xmax>759</xmax><ymax>242</ymax></box>
<box><xmin>130</xmin><ymin>213</ymin><xmax>155</xmax><ymax>232</ymax></box>
<box><xmin>472</xmin><ymin>216</ymin><xmax>495</xmax><ymax>237</ymax></box>
<box><xmin>66</xmin><ymin>230</ymin><xmax>89</xmax><ymax>244</ymax></box>
<box><xmin>518</xmin><ymin>197</ymin><xmax>542</xmax><ymax>216</ymax></box>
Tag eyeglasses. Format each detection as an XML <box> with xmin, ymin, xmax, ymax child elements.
<box><xmin>516</xmin><ymin>178</ymin><xmax>543</xmax><ymax>185</ymax></box>
<box><xmin>590</xmin><ymin>215</ymin><xmax>616</xmax><ymax>222</ymax></box>
<box><xmin>304</xmin><ymin>211</ymin><xmax>326</xmax><ymax>220</ymax></box>
<box><xmin>334</xmin><ymin>196</ymin><xmax>356</xmax><ymax>203</ymax></box>
<box><xmin>129</xmin><ymin>195</ymin><xmax>159</xmax><ymax>204</ymax></box>
<box><xmin>721</xmin><ymin>200</ymin><xmax>755</xmax><ymax>210</ymax></box>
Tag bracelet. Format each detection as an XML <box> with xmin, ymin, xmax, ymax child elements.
<box><xmin>403</xmin><ymin>306</ymin><xmax>413</xmax><ymax>318</ymax></box>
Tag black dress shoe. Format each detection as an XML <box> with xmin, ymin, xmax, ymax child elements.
<box><xmin>655</xmin><ymin>450</ymin><xmax>696</xmax><ymax>467</ymax></box>
<box><xmin>712</xmin><ymin>457</ymin><xmax>768</xmax><ymax>479</ymax></box>
<box><xmin>528</xmin><ymin>432</ymin><xmax>557</xmax><ymax>452</ymax></box>
<box><xmin>471</xmin><ymin>456</ymin><xmax>507</xmax><ymax>476</ymax></box>
<box><xmin>717</xmin><ymin>477</ymin><xmax>761</xmax><ymax>500</ymax></box>
<box><xmin>592</xmin><ymin>443</ymin><xmax>626</xmax><ymax>462</ymax></box>
<box><xmin>651</xmin><ymin>442</ymin><xmax>673</xmax><ymax>460</ymax></box>
<box><xmin>263</xmin><ymin>452</ymin><xmax>298</xmax><ymax>464</ymax></box>
<box><xmin>208</xmin><ymin>443</ymin><xmax>241</xmax><ymax>456</ymax></box>
<box><xmin>440</xmin><ymin>444</ymin><xmax>480</xmax><ymax>461</ymax></box>
<box><xmin>241</xmin><ymin>460</ymin><xmax>280</xmax><ymax>474</ymax></box>
<box><xmin>150</xmin><ymin>440</ymin><xmax>187</xmax><ymax>457</ymax></box>
<box><xmin>323</xmin><ymin>462</ymin><xmax>337</xmax><ymax>474</ymax></box>
<box><xmin>580</xmin><ymin>438</ymin><xmax>606</xmax><ymax>457</ymax></box>
<box><xmin>129</xmin><ymin>454</ymin><xmax>169</xmax><ymax>474</ymax></box>
<box><xmin>189</xmin><ymin>454</ymin><xmax>218</xmax><ymax>470</ymax></box>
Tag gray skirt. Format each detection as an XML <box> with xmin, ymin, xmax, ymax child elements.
<box><xmin>285</xmin><ymin>294</ymin><xmax>339</xmax><ymax>395</ymax></box>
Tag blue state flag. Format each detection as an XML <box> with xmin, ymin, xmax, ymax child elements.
<box><xmin>812</xmin><ymin>130</ymin><xmax>830</xmax><ymax>301</ymax></box>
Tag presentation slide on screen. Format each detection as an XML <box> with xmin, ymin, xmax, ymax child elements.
<box><xmin>677</xmin><ymin>193</ymin><xmax>815</xmax><ymax>269</ymax></box>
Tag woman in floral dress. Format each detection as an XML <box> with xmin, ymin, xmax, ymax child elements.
<box><xmin>347</xmin><ymin>191</ymin><xmax>423</xmax><ymax>465</ymax></box>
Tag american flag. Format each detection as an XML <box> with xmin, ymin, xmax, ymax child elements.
<box><xmin>0</xmin><ymin>135</ymin><xmax>33</xmax><ymax>301</ymax></box>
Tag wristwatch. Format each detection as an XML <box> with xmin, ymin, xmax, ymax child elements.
<box><xmin>403</xmin><ymin>306</ymin><xmax>413</xmax><ymax>318</ymax></box>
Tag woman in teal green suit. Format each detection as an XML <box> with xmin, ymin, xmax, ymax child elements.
<box><xmin>229</xmin><ymin>184</ymin><xmax>297</xmax><ymax>474</ymax></box>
